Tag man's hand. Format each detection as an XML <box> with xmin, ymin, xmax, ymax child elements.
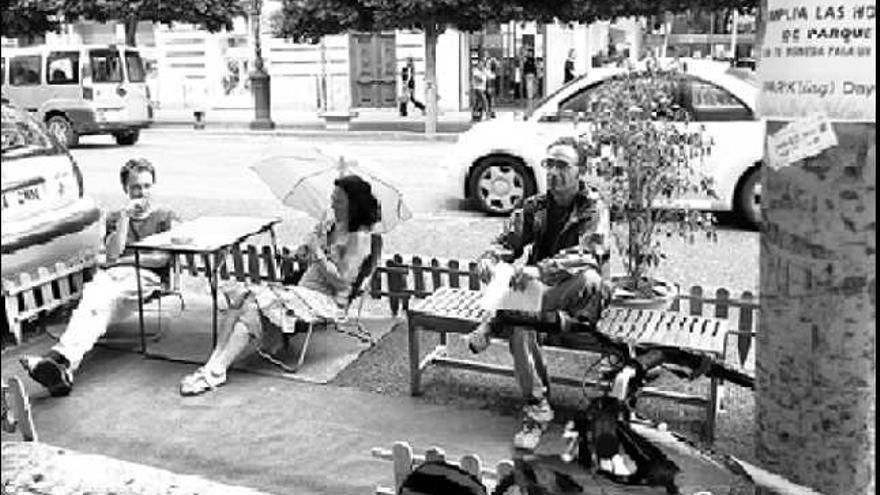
<box><xmin>508</xmin><ymin>266</ymin><xmax>536</xmax><ymax>292</ymax></box>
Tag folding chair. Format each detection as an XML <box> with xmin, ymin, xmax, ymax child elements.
<box><xmin>260</xmin><ymin>233</ymin><xmax>383</xmax><ymax>373</ymax></box>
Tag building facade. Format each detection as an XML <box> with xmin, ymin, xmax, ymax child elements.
<box><xmin>5</xmin><ymin>2</ymin><xmax>634</xmax><ymax>114</ymax></box>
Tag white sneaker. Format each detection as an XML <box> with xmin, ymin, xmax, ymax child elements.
<box><xmin>513</xmin><ymin>398</ymin><xmax>554</xmax><ymax>450</ymax></box>
<box><xmin>179</xmin><ymin>367</ymin><xmax>227</xmax><ymax>396</ymax></box>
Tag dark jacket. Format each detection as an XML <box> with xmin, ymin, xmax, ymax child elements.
<box><xmin>486</xmin><ymin>188</ymin><xmax>611</xmax><ymax>284</ymax></box>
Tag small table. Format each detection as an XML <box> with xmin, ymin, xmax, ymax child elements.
<box><xmin>130</xmin><ymin>216</ymin><xmax>281</xmax><ymax>354</ymax></box>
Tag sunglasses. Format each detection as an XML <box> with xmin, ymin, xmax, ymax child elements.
<box><xmin>541</xmin><ymin>158</ymin><xmax>574</xmax><ymax>170</ymax></box>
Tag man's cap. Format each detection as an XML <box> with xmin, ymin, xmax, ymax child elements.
<box><xmin>545</xmin><ymin>143</ymin><xmax>579</xmax><ymax>167</ymax></box>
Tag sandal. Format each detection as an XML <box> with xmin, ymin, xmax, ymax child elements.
<box><xmin>179</xmin><ymin>367</ymin><xmax>227</xmax><ymax>396</ymax></box>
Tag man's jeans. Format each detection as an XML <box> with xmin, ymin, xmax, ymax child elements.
<box><xmin>502</xmin><ymin>271</ymin><xmax>600</xmax><ymax>402</ymax></box>
<box><xmin>53</xmin><ymin>266</ymin><xmax>162</xmax><ymax>372</ymax></box>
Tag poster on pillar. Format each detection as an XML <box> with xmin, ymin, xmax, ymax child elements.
<box><xmin>757</xmin><ymin>0</ymin><xmax>876</xmax><ymax>121</ymax></box>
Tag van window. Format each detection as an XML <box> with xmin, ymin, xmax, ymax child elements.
<box><xmin>47</xmin><ymin>51</ymin><xmax>80</xmax><ymax>85</ymax></box>
<box><xmin>125</xmin><ymin>51</ymin><xmax>146</xmax><ymax>83</ymax></box>
<box><xmin>89</xmin><ymin>49</ymin><xmax>124</xmax><ymax>83</ymax></box>
<box><xmin>10</xmin><ymin>56</ymin><xmax>42</xmax><ymax>86</ymax></box>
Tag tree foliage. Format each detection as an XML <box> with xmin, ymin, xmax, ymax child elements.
<box><xmin>59</xmin><ymin>0</ymin><xmax>247</xmax><ymax>45</ymax></box>
<box><xmin>575</xmin><ymin>65</ymin><xmax>718</xmax><ymax>296</ymax></box>
<box><xmin>1</xmin><ymin>0</ymin><xmax>63</xmax><ymax>40</ymax></box>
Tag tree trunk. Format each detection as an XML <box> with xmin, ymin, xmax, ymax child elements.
<box><xmin>424</xmin><ymin>23</ymin><xmax>439</xmax><ymax>136</ymax></box>
<box><xmin>124</xmin><ymin>17</ymin><xmax>138</xmax><ymax>46</ymax></box>
<box><xmin>756</xmin><ymin>1</ymin><xmax>876</xmax><ymax>493</ymax></box>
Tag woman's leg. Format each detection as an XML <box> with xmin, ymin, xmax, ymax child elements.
<box><xmin>203</xmin><ymin>296</ymin><xmax>261</xmax><ymax>374</ymax></box>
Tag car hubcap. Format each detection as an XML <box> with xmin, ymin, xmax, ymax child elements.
<box><xmin>477</xmin><ymin>165</ymin><xmax>525</xmax><ymax>213</ymax></box>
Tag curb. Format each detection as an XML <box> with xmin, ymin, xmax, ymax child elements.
<box><xmin>147</xmin><ymin>122</ymin><xmax>462</xmax><ymax>142</ymax></box>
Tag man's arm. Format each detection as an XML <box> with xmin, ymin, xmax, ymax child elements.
<box><xmin>537</xmin><ymin>194</ymin><xmax>611</xmax><ymax>285</ymax></box>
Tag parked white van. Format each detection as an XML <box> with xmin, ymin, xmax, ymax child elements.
<box><xmin>1</xmin><ymin>44</ymin><xmax>152</xmax><ymax>148</ymax></box>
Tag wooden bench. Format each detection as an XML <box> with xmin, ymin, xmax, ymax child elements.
<box><xmin>2</xmin><ymin>256</ymin><xmax>97</xmax><ymax>345</ymax></box>
<box><xmin>365</xmin><ymin>254</ymin><xmax>759</xmax><ymax>445</ymax></box>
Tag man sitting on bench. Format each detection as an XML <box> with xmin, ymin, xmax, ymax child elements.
<box><xmin>466</xmin><ymin>139</ymin><xmax>612</xmax><ymax>450</ymax></box>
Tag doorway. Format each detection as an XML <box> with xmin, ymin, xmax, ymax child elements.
<box><xmin>349</xmin><ymin>33</ymin><xmax>397</xmax><ymax>108</ymax></box>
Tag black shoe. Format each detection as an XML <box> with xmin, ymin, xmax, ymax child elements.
<box><xmin>19</xmin><ymin>352</ymin><xmax>73</xmax><ymax>397</ymax></box>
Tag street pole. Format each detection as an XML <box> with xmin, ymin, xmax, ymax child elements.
<box><xmin>730</xmin><ymin>8</ymin><xmax>739</xmax><ymax>62</ymax></box>
<box><xmin>249</xmin><ymin>0</ymin><xmax>275</xmax><ymax>130</ymax></box>
<box><xmin>755</xmin><ymin>0</ymin><xmax>875</xmax><ymax>493</ymax></box>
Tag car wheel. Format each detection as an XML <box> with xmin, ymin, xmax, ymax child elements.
<box><xmin>735</xmin><ymin>166</ymin><xmax>762</xmax><ymax>230</ymax></box>
<box><xmin>469</xmin><ymin>156</ymin><xmax>535</xmax><ymax>215</ymax></box>
<box><xmin>114</xmin><ymin>130</ymin><xmax>140</xmax><ymax>146</ymax></box>
<box><xmin>46</xmin><ymin>116</ymin><xmax>79</xmax><ymax>148</ymax></box>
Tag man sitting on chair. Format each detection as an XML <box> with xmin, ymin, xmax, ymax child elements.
<box><xmin>466</xmin><ymin>139</ymin><xmax>613</xmax><ymax>450</ymax></box>
<box><xmin>178</xmin><ymin>175</ymin><xmax>381</xmax><ymax>396</ymax></box>
<box><xmin>20</xmin><ymin>158</ymin><xmax>179</xmax><ymax>397</ymax></box>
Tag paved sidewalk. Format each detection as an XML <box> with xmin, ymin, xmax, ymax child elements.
<box><xmin>154</xmin><ymin>107</ymin><xmax>480</xmax><ymax>132</ymax></box>
<box><xmin>1</xmin><ymin>313</ymin><xmax>518</xmax><ymax>495</ymax></box>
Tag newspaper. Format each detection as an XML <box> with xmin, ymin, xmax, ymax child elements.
<box><xmin>480</xmin><ymin>263</ymin><xmax>545</xmax><ymax>312</ymax></box>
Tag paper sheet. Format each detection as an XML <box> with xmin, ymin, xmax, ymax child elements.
<box><xmin>480</xmin><ymin>263</ymin><xmax>545</xmax><ymax>312</ymax></box>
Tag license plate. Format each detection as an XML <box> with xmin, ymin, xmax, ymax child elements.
<box><xmin>1</xmin><ymin>181</ymin><xmax>44</xmax><ymax>212</ymax></box>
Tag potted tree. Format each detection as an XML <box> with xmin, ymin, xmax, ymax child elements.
<box><xmin>576</xmin><ymin>65</ymin><xmax>718</xmax><ymax>310</ymax></box>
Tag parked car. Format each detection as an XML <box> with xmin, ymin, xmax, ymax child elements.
<box><xmin>447</xmin><ymin>64</ymin><xmax>764</xmax><ymax>228</ymax></box>
<box><xmin>1</xmin><ymin>43</ymin><xmax>153</xmax><ymax>148</ymax></box>
<box><xmin>1</xmin><ymin>93</ymin><xmax>102</xmax><ymax>283</ymax></box>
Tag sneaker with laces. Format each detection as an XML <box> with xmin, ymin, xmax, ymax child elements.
<box><xmin>19</xmin><ymin>352</ymin><xmax>73</xmax><ymax>397</ymax></box>
<box><xmin>465</xmin><ymin>321</ymin><xmax>492</xmax><ymax>354</ymax></box>
<box><xmin>523</xmin><ymin>397</ymin><xmax>554</xmax><ymax>424</ymax></box>
<box><xmin>513</xmin><ymin>398</ymin><xmax>554</xmax><ymax>450</ymax></box>
<box><xmin>179</xmin><ymin>367</ymin><xmax>227</xmax><ymax>396</ymax></box>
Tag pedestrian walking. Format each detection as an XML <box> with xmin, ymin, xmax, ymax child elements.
<box><xmin>484</xmin><ymin>57</ymin><xmax>497</xmax><ymax>119</ymax></box>
<box><xmin>523</xmin><ymin>49</ymin><xmax>538</xmax><ymax>110</ymax></box>
<box><xmin>564</xmin><ymin>49</ymin><xmax>576</xmax><ymax>83</ymax></box>
<box><xmin>471</xmin><ymin>60</ymin><xmax>489</xmax><ymax>121</ymax></box>
<box><xmin>399</xmin><ymin>57</ymin><xmax>426</xmax><ymax>117</ymax></box>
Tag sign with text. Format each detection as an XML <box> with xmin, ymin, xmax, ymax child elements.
<box><xmin>767</xmin><ymin>114</ymin><xmax>839</xmax><ymax>169</ymax></box>
<box><xmin>757</xmin><ymin>0</ymin><xmax>876</xmax><ymax>121</ymax></box>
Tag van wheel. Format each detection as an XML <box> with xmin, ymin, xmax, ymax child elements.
<box><xmin>114</xmin><ymin>130</ymin><xmax>140</xmax><ymax>146</ymax></box>
<box><xmin>46</xmin><ymin>116</ymin><xmax>79</xmax><ymax>148</ymax></box>
<box><xmin>469</xmin><ymin>156</ymin><xmax>535</xmax><ymax>216</ymax></box>
<box><xmin>735</xmin><ymin>166</ymin><xmax>762</xmax><ymax>230</ymax></box>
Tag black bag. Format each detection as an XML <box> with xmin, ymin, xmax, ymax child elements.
<box><xmin>398</xmin><ymin>461</ymin><xmax>487</xmax><ymax>495</ymax></box>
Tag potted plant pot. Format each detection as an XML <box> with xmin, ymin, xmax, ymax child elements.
<box><xmin>609</xmin><ymin>275</ymin><xmax>678</xmax><ymax>311</ymax></box>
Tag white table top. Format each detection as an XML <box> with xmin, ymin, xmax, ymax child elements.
<box><xmin>130</xmin><ymin>215</ymin><xmax>281</xmax><ymax>253</ymax></box>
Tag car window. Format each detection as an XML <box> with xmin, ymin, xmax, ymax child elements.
<box><xmin>89</xmin><ymin>49</ymin><xmax>124</xmax><ymax>83</ymax></box>
<box><xmin>557</xmin><ymin>82</ymin><xmax>604</xmax><ymax>115</ymax></box>
<box><xmin>10</xmin><ymin>56</ymin><xmax>42</xmax><ymax>86</ymax></box>
<box><xmin>685</xmin><ymin>77</ymin><xmax>753</xmax><ymax>121</ymax></box>
<box><xmin>47</xmin><ymin>51</ymin><xmax>80</xmax><ymax>85</ymax></box>
<box><xmin>125</xmin><ymin>51</ymin><xmax>146</xmax><ymax>83</ymax></box>
<box><xmin>1</xmin><ymin>102</ymin><xmax>61</xmax><ymax>160</ymax></box>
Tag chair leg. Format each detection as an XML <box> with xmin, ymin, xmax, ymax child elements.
<box><xmin>293</xmin><ymin>323</ymin><xmax>315</xmax><ymax>372</ymax></box>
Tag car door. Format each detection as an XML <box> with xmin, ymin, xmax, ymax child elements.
<box><xmin>680</xmin><ymin>75</ymin><xmax>764</xmax><ymax>209</ymax></box>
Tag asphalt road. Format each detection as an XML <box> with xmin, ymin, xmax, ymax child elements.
<box><xmin>69</xmin><ymin>129</ymin><xmax>759</xmax><ymax>293</ymax></box>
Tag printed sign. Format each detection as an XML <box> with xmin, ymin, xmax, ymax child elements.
<box><xmin>757</xmin><ymin>0</ymin><xmax>876</xmax><ymax>121</ymax></box>
<box><xmin>767</xmin><ymin>114</ymin><xmax>839</xmax><ymax>169</ymax></box>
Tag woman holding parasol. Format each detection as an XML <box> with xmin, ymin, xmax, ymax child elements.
<box><xmin>179</xmin><ymin>173</ymin><xmax>382</xmax><ymax>396</ymax></box>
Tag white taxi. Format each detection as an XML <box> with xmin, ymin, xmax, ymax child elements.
<box><xmin>448</xmin><ymin>64</ymin><xmax>763</xmax><ymax>228</ymax></box>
